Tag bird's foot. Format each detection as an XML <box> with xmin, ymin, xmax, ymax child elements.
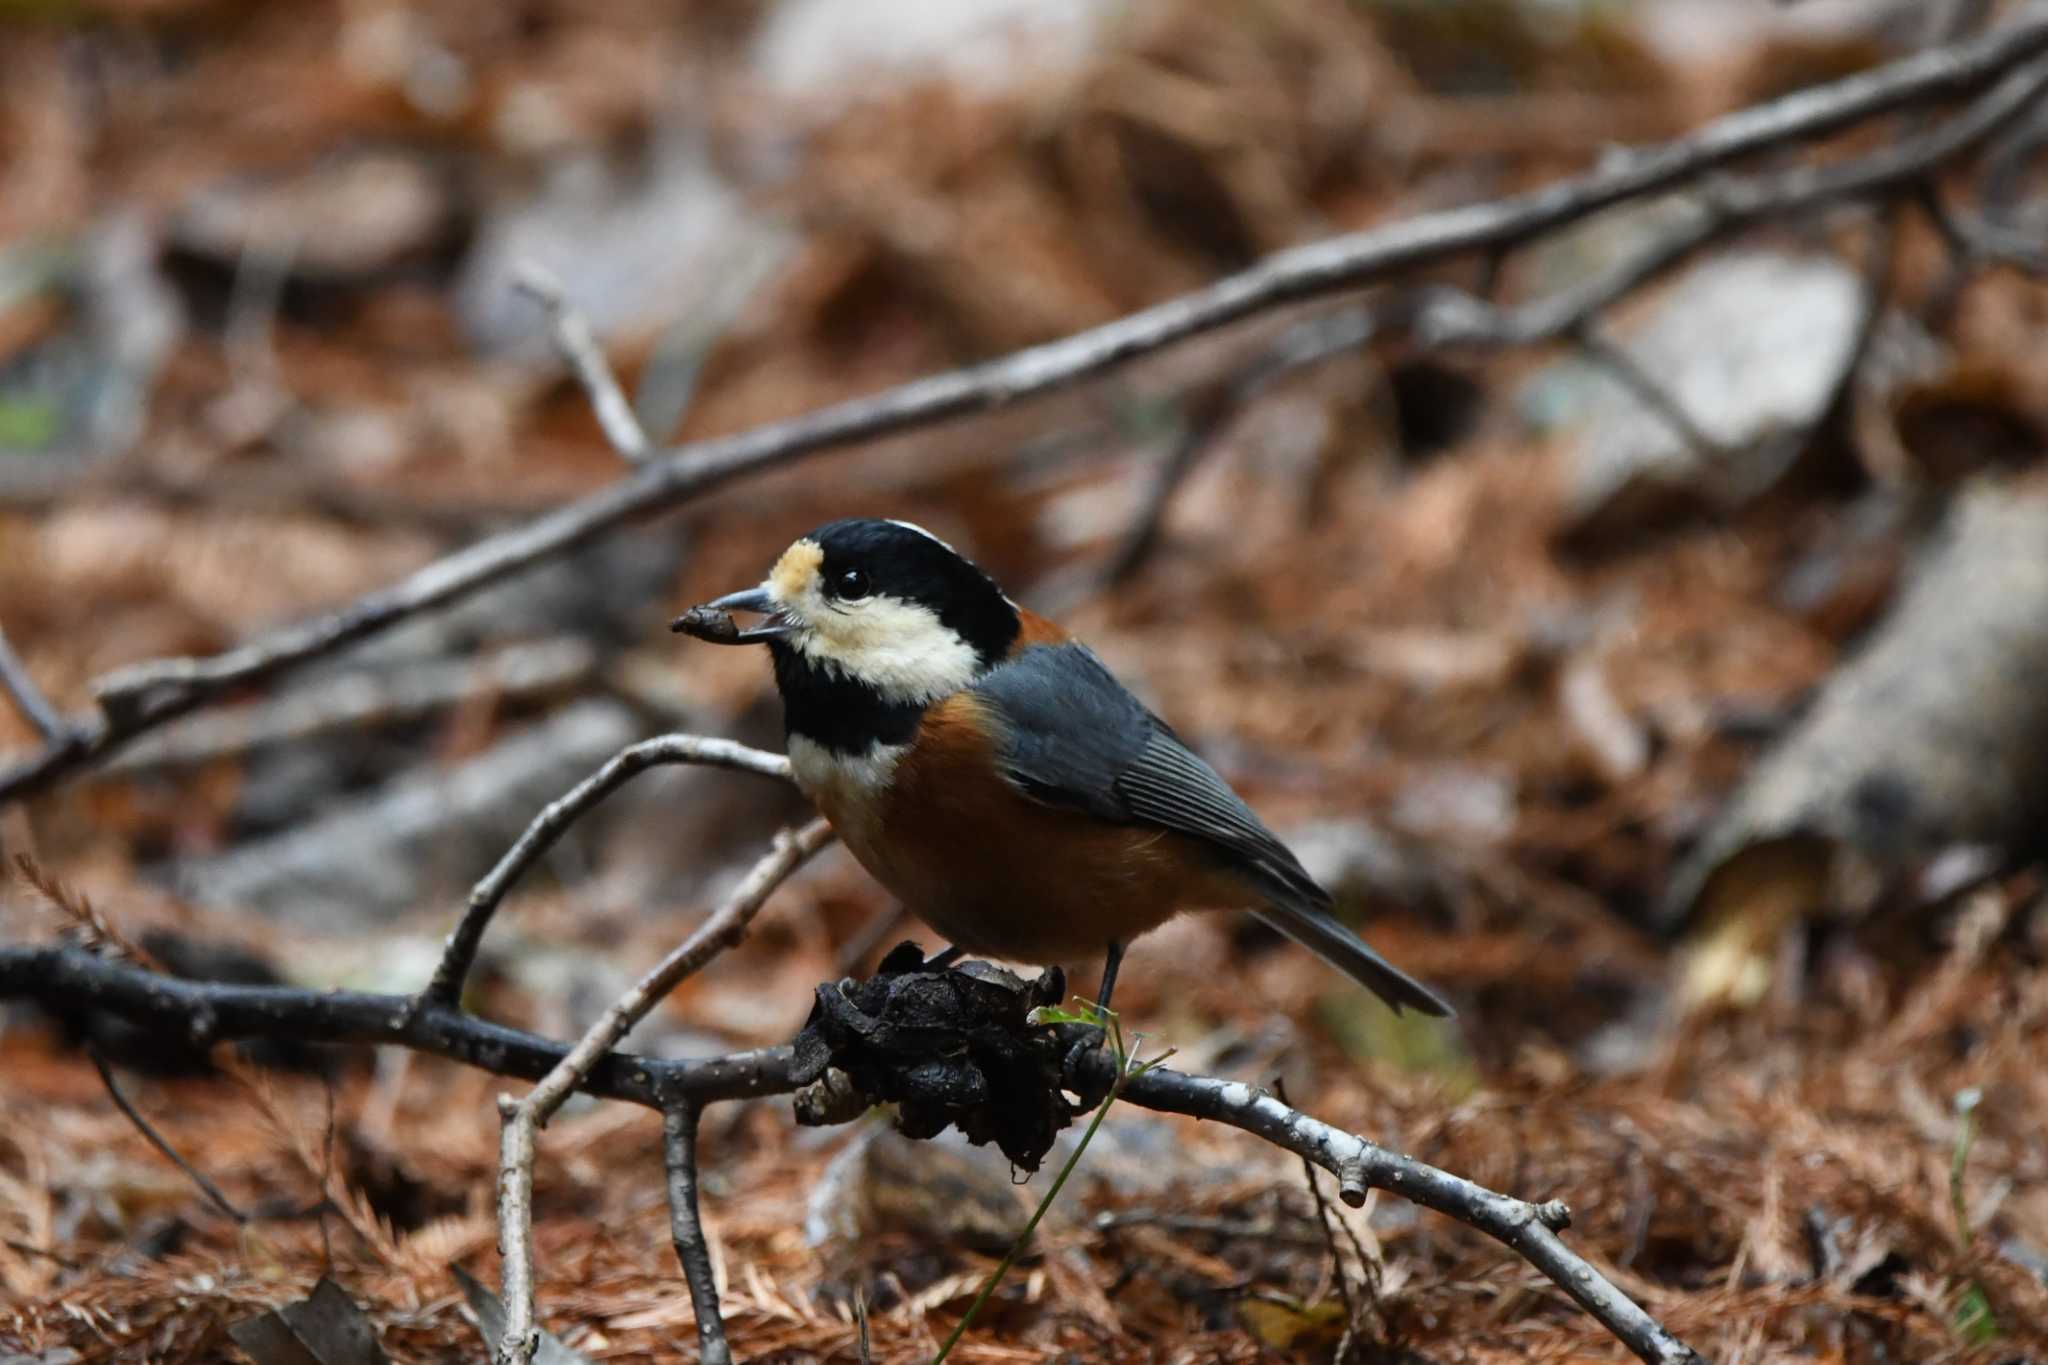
<box><xmin>1051</xmin><ymin>1012</ymin><xmax>1119</xmax><ymax>1109</ymax></box>
<box><xmin>1067</xmin><ymin>1030</ymin><xmax>1114</xmax><ymax>1106</ymax></box>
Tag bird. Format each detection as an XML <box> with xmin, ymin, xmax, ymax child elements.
<box><xmin>675</xmin><ymin>517</ymin><xmax>1451</xmax><ymax>1019</ymax></box>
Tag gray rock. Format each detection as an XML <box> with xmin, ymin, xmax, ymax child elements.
<box><xmin>1543</xmin><ymin>252</ymin><xmax>1868</xmax><ymax>542</ymax></box>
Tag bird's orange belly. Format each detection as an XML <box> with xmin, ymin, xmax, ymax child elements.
<box><xmin>828</xmin><ymin>777</ymin><xmax>1234</xmax><ymax>965</ymax></box>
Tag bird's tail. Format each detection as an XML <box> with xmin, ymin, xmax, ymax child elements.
<box><xmin>1250</xmin><ymin>903</ymin><xmax>1454</xmax><ymax>1017</ymax></box>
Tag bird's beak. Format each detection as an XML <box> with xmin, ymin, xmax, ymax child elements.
<box><xmin>671</xmin><ymin>585</ymin><xmax>794</xmax><ymax>644</ymax></box>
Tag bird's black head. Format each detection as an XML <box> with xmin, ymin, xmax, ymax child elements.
<box><xmin>793</xmin><ymin>518</ymin><xmax>1021</xmax><ymax>674</ymax></box>
<box><xmin>678</xmin><ymin>518</ymin><xmax>1019</xmax><ymax>751</ymax></box>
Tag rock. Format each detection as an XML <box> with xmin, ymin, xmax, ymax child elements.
<box><xmin>751</xmin><ymin>0</ymin><xmax>1111</xmax><ymax>106</ymax></box>
<box><xmin>454</xmin><ymin>130</ymin><xmax>788</xmax><ymax>367</ymax></box>
<box><xmin>804</xmin><ymin>1123</ymin><xmax>1033</xmax><ymax>1262</ymax></box>
<box><xmin>167</xmin><ymin>148</ymin><xmax>470</xmax><ymax>302</ymax></box>
<box><xmin>1542</xmin><ymin>252</ymin><xmax>1878</xmax><ymax>545</ymax></box>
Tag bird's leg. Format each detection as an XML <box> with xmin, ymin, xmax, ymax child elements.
<box><xmin>1062</xmin><ymin>941</ymin><xmax>1127</xmax><ymax>1104</ymax></box>
<box><xmin>1095</xmin><ymin>940</ymin><xmax>1125</xmax><ymax>1014</ymax></box>
<box><xmin>927</xmin><ymin>944</ymin><xmax>965</xmax><ymax>970</ymax></box>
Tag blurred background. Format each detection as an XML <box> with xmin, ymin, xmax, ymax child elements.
<box><xmin>3</xmin><ymin>0</ymin><xmax>2047</xmax><ymax>1359</ymax></box>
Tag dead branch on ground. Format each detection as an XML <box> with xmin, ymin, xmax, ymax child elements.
<box><xmin>0</xmin><ymin>943</ymin><xmax>1702</xmax><ymax>1365</ymax></box>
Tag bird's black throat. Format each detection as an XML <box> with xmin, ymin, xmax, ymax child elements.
<box><xmin>769</xmin><ymin>644</ymin><xmax>927</xmax><ymax>754</ymax></box>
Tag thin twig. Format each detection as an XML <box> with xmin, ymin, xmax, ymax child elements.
<box><xmin>0</xmin><ymin>943</ymin><xmax>1698</xmax><ymax>1364</ymax></box>
<box><xmin>1571</xmin><ymin>323</ymin><xmax>1731</xmax><ymax>462</ymax></box>
<box><xmin>514</xmin><ymin>263</ymin><xmax>654</xmax><ymax>463</ymax></box>
<box><xmin>0</xmin><ymin>627</ymin><xmax>66</xmax><ymax>743</ymax></box>
<box><xmin>88</xmin><ymin>1048</ymin><xmax>249</xmax><ymax>1224</ymax></box>
<box><xmin>1104</xmin><ymin>307</ymin><xmax>1385</xmax><ymax>585</ymax></box>
<box><xmin>1100</xmin><ymin>1060</ymin><xmax>1685</xmax><ymax>1365</ymax></box>
<box><xmin>1278</xmin><ymin>1077</ymin><xmax>1369</xmax><ymax>1361</ymax></box>
<box><xmin>6</xmin><ymin>16</ymin><xmax>2047</xmax><ymax>804</ymax></box>
<box><xmin>661</xmin><ymin>1104</ymin><xmax>730</xmax><ymax>1365</ymax></box>
<box><xmin>1831</xmin><ymin>202</ymin><xmax>1910</xmax><ymax>483</ymax></box>
<box><xmin>1920</xmin><ymin>182</ymin><xmax>2048</xmax><ymax>274</ymax></box>
<box><xmin>420</xmin><ymin>734</ymin><xmax>797</xmax><ymax>1009</ymax></box>
<box><xmin>494</xmin><ymin>818</ymin><xmax>831</xmax><ymax>1364</ymax></box>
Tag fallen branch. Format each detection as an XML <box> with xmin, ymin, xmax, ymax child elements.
<box><xmin>5</xmin><ymin>12</ymin><xmax>2047</xmax><ymax>803</ymax></box>
<box><xmin>0</xmin><ymin>942</ymin><xmax>1701</xmax><ymax>1364</ymax></box>
<box><xmin>1098</xmin><ymin>45</ymin><xmax>2048</xmax><ymax>582</ymax></box>
<box><xmin>101</xmin><ymin>639</ymin><xmax>597</xmax><ymax>776</ymax></box>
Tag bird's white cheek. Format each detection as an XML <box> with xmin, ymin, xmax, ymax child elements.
<box><xmin>791</xmin><ymin>599</ymin><xmax>980</xmax><ymax>704</ymax></box>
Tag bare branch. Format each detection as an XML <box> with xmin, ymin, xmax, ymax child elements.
<box><xmin>0</xmin><ymin>626</ymin><xmax>67</xmax><ymax>743</ymax></box>
<box><xmin>514</xmin><ymin>263</ymin><xmax>654</xmax><ymax>463</ymax></box>
<box><xmin>0</xmin><ymin>942</ymin><xmax>1700</xmax><ymax>1365</ymax></box>
<box><xmin>1106</xmin><ymin>53</ymin><xmax>2048</xmax><ymax>580</ymax></box>
<box><xmin>5</xmin><ymin>15</ymin><xmax>2046</xmax><ymax>805</ymax></box>
<box><xmin>662</xmin><ymin>1104</ymin><xmax>730</xmax><ymax>1365</ymax></box>
<box><xmin>0</xmin><ymin>943</ymin><xmax>794</xmax><ymax>1109</ymax></box>
<box><xmin>1279</xmin><ymin>1076</ymin><xmax>1371</xmax><ymax>1357</ymax></box>
<box><xmin>1107</xmin><ymin>1061</ymin><xmax>1698</xmax><ymax>1365</ymax></box>
<box><xmin>420</xmin><ymin>734</ymin><xmax>798</xmax><ymax>1009</ymax></box>
<box><xmin>1104</xmin><ymin>307</ymin><xmax>1385</xmax><ymax>586</ymax></box>
<box><xmin>494</xmin><ymin>818</ymin><xmax>832</xmax><ymax>1364</ymax></box>
<box><xmin>1570</xmin><ymin>323</ymin><xmax>1732</xmax><ymax>463</ymax></box>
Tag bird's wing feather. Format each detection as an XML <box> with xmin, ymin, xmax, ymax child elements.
<box><xmin>971</xmin><ymin>642</ymin><xmax>1456</xmax><ymax>1017</ymax></box>
<box><xmin>970</xmin><ymin>643</ymin><xmax>1327</xmax><ymax>908</ymax></box>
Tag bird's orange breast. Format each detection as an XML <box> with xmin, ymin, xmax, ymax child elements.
<box><xmin>806</xmin><ymin>689</ymin><xmax>1248</xmax><ymax>965</ymax></box>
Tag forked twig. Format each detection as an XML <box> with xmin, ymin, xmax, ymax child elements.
<box><xmin>493</xmin><ymin>818</ymin><xmax>832</xmax><ymax>1364</ymax></box>
<box><xmin>420</xmin><ymin>733</ymin><xmax>796</xmax><ymax>1009</ymax></box>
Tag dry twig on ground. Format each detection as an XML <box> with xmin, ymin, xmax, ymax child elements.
<box><xmin>0</xmin><ymin>942</ymin><xmax>1703</xmax><ymax>1365</ymax></box>
<box><xmin>491</xmin><ymin>818</ymin><xmax>831</xmax><ymax>1365</ymax></box>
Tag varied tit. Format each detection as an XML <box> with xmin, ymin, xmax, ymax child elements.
<box><xmin>676</xmin><ymin>517</ymin><xmax>1452</xmax><ymax>1018</ymax></box>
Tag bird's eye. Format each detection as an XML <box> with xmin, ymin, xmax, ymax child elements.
<box><xmin>833</xmin><ymin>567</ymin><xmax>871</xmax><ymax>602</ymax></box>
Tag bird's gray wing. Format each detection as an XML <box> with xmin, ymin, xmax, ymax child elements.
<box><xmin>971</xmin><ymin>642</ymin><xmax>1455</xmax><ymax>1018</ymax></box>
<box><xmin>969</xmin><ymin>643</ymin><xmax>1328</xmax><ymax>909</ymax></box>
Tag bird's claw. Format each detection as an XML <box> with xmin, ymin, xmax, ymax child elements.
<box><xmin>1055</xmin><ymin>1022</ymin><xmax>1115</xmax><ymax>1109</ymax></box>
